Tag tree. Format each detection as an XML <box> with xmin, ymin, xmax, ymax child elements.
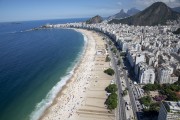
<box><xmin>105</xmin><ymin>55</ymin><xmax>111</xmax><ymax>62</ymax></box>
<box><xmin>167</xmin><ymin>92</ymin><xmax>179</xmax><ymax>101</ymax></box>
<box><xmin>105</xmin><ymin>93</ymin><xmax>118</xmax><ymax>111</ymax></box>
<box><xmin>113</xmin><ymin>49</ymin><xmax>117</xmax><ymax>54</ymax></box>
<box><xmin>149</xmin><ymin>102</ymin><xmax>160</xmax><ymax>112</ymax></box>
<box><xmin>160</xmin><ymin>85</ymin><xmax>180</xmax><ymax>101</ymax></box>
<box><xmin>109</xmin><ymin>41</ymin><xmax>112</xmax><ymax>45</ymax></box>
<box><xmin>117</xmin><ymin>59</ymin><xmax>121</xmax><ymax>65</ymax></box>
<box><xmin>169</xmin><ymin>84</ymin><xmax>180</xmax><ymax>92</ymax></box>
<box><xmin>142</xmin><ymin>84</ymin><xmax>160</xmax><ymax>91</ymax></box>
<box><xmin>140</xmin><ymin>96</ymin><xmax>152</xmax><ymax>107</ymax></box>
<box><xmin>104</xmin><ymin>68</ymin><xmax>115</xmax><ymax>76</ymax></box>
<box><xmin>111</xmin><ymin>47</ymin><xmax>117</xmax><ymax>54</ymax></box>
<box><xmin>105</xmin><ymin>84</ymin><xmax>118</xmax><ymax>93</ymax></box>
<box><xmin>120</xmin><ymin>52</ymin><xmax>126</xmax><ymax>56</ymax></box>
<box><xmin>122</xmin><ymin>90</ymin><xmax>128</xmax><ymax>96</ymax></box>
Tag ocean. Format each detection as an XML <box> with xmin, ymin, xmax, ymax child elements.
<box><xmin>0</xmin><ymin>18</ymin><xmax>88</xmax><ymax>120</ymax></box>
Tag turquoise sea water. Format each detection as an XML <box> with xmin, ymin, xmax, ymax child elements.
<box><xmin>0</xmin><ymin>19</ymin><xmax>87</xmax><ymax>120</ymax></box>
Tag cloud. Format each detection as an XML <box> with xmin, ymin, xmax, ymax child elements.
<box><xmin>117</xmin><ymin>2</ymin><xmax>122</xmax><ymax>5</ymax></box>
<box><xmin>135</xmin><ymin>0</ymin><xmax>180</xmax><ymax>8</ymax></box>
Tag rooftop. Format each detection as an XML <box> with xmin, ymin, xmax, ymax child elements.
<box><xmin>163</xmin><ymin>101</ymin><xmax>180</xmax><ymax>112</ymax></box>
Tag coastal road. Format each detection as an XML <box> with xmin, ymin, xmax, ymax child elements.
<box><xmin>108</xmin><ymin>38</ymin><xmax>138</xmax><ymax>120</ymax></box>
<box><xmin>122</xmin><ymin>60</ymin><xmax>140</xmax><ymax>120</ymax></box>
<box><xmin>106</xmin><ymin>38</ymin><xmax>126</xmax><ymax>120</ymax></box>
<box><xmin>107</xmin><ymin>34</ymin><xmax>139</xmax><ymax>120</ymax></box>
<box><xmin>94</xmin><ymin>31</ymin><xmax>137</xmax><ymax>120</ymax></box>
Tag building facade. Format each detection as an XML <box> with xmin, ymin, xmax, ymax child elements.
<box><xmin>158</xmin><ymin>101</ymin><xmax>180</xmax><ymax>120</ymax></box>
<box><xmin>136</xmin><ymin>62</ymin><xmax>155</xmax><ymax>84</ymax></box>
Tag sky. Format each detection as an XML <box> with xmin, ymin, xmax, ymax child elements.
<box><xmin>0</xmin><ymin>0</ymin><xmax>179</xmax><ymax>22</ymax></box>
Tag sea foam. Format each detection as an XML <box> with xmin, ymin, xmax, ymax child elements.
<box><xmin>29</xmin><ymin>72</ymin><xmax>73</xmax><ymax>120</ymax></box>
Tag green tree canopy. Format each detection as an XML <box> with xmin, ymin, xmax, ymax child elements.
<box><xmin>105</xmin><ymin>84</ymin><xmax>117</xmax><ymax>93</ymax></box>
<box><xmin>104</xmin><ymin>68</ymin><xmax>115</xmax><ymax>76</ymax></box>
<box><xmin>140</xmin><ymin>96</ymin><xmax>152</xmax><ymax>107</ymax></box>
<box><xmin>105</xmin><ymin>55</ymin><xmax>111</xmax><ymax>62</ymax></box>
<box><xmin>105</xmin><ymin>93</ymin><xmax>118</xmax><ymax>110</ymax></box>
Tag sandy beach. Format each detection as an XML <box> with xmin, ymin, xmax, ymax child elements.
<box><xmin>40</xmin><ymin>29</ymin><xmax>115</xmax><ymax>120</ymax></box>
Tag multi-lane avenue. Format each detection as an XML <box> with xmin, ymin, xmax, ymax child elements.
<box><xmin>100</xmin><ymin>32</ymin><xmax>139</xmax><ymax>120</ymax></box>
<box><xmin>122</xmin><ymin>61</ymin><xmax>139</xmax><ymax>120</ymax></box>
<box><xmin>106</xmin><ymin>38</ymin><xmax>127</xmax><ymax>120</ymax></box>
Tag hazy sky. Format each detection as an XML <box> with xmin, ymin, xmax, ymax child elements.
<box><xmin>0</xmin><ymin>0</ymin><xmax>179</xmax><ymax>22</ymax></box>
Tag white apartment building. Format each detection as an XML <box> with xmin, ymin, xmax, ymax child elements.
<box><xmin>136</xmin><ymin>62</ymin><xmax>155</xmax><ymax>84</ymax></box>
<box><xmin>127</xmin><ymin>51</ymin><xmax>145</xmax><ymax>67</ymax></box>
<box><xmin>158</xmin><ymin>101</ymin><xmax>180</xmax><ymax>120</ymax></box>
<box><xmin>117</xmin><ymin>37</ymin><xmax>132</xmax><ymax>52</ymax></box>
<box><xmin>122</xmin><ymin>42</ymin><xmax>129</xmax><ymax>52</ymax></box>
<box><xmin>157</xmin><ymin>66</ymin><xmax>174</xmax><ymax>84</ymax></box>
<box><xmin>129</xmin><ymin>43</ymin><xmax>142</xmax><ymax>52</ymax></box>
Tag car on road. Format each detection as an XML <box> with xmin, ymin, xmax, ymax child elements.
<box><xmin>123</xmin><ymin>66</ymin><xmax>126</xmax><ymax>69</ymax></box>
<box><xmin>125</xmin><ymin>101</ymin><xmax>129</xmax><ymax>105</ymax></box>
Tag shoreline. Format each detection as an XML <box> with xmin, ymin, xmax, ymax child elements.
<box><xmin>39</xmin><ymin>28</ymin><xmax>91</xmax><ymax>120</ymax></box>
<box><xmin>40</xmin><ymin>29</ymin><xmax>115</xmax><ymax>120</ymax></box>
<box><xmin>29</xmin><ymin>28</ymin><xmax>88</xmax><ymax>120</ymax></box>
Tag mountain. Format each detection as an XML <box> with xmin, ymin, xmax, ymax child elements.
<box><xmin>172</xmin><ymin>7</ymin><xmax>180</xmax><ymax>13</ymax></box>
<box><xmin>86</xmin><ymin>15</ymin><xmax>103</xmax><ymax>24</ymax></box>
<box><xmin>109</xmin><ymin>2</ymin><xmax>180</xmax><ymax>26</ymax></box>
<box><xmin>108</xmin><ymin>8</ymin><xmax>140</xmax><ymax>20</ymax></box>
<box><xmin>127</xmin><ymin>8</ymin><xmax>141</xmax><ymax>16</ymax></box>
<box><xmin>108</xmin><ymin>9</ymin><xmax>129</xmax><ymax>20</ymax></box>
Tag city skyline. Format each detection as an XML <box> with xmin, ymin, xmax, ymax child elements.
<box><xmin>0</xmin><ymin>0</ymin><xmax>180</xmax><ymax>22</ymax></box>
<box><xmin>0</xmin><ymin>0</ymin><xmax>179</xmax><ymax>119</ymax></box>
